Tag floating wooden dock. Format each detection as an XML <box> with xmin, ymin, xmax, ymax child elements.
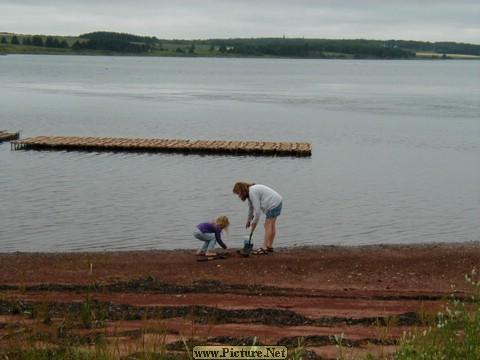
<box><xmin>0</xmin><ymin>130</ymin><xmax>20</xmax><ymax>142</ymax></box>
<box><xmin>11</xmin><ymin>136</ymin><xmax>311</xmax><ymax>157</ymax></box>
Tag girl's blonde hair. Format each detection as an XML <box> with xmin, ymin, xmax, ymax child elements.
<box><xmin>232</xmin><ymin>182</ymin><xmax>255</xmax><ymax>201</ymax></box>
<box><xmin>215</xmin><ymin>215</ymin><xmax>230</xmax><ymax>232</ymax></box>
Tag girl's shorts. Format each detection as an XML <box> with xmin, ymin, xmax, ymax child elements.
<box><xmin>266</xmin><ymin>202</ymin><xmax>282</xmax><ymax>219</ymax></box>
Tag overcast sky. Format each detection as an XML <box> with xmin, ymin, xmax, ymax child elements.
<box><xmin>2</xmin><ymin>0</ymin><xmax>479</xmax><ymax>44</ymax></box>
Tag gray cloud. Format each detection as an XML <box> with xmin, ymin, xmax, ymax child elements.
<box><xmin>1</xmin><ymin>0</ymin><xmax>479</xmax><ymax>43</ymax></box>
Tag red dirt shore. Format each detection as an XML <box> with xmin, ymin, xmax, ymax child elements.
<box><xmin>1</xmin><ymin>242</ymin><xmax>479</xmax><ymax>359</ymax></box>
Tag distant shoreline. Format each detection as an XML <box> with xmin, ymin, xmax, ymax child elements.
<box><xmin>2</xmin><ymin>32</ymin><xmax>480</xmax><ymax>59</ymax></box>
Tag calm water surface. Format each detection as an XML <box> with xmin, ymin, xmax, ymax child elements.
<box><xmin>1</xmin><ymin>55</ymin><xmax>479</xmax><ymax>252</ymax></box>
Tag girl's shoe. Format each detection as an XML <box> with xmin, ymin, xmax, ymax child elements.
<box><xmin>205</xmin><ymin>252</ymin><xmax>217</xmax><ymax>257</ymax></box>
<box><xmin>196</xmin><ymin>251</ymin><xmax>206</xmax><ymax>256</ymax></box>
<box><xmin>252</xmin><ymin>248</ymin><xmax>268</xmax><ymax>255</ymax></box>
<box><xmin>267</xmin><ymin>247</ymin><xmax>274</xmax><ymax>253</ymax></box>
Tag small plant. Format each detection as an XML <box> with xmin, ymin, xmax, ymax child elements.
<box><xmin>182</xmin><ymin>335</ymin><xmax>194</xmax><ymax>360</ymax></box>
<box><xmin>334</xmin><ymin>332</ymin><xmax>344</xmax><ymax>358</ymax></box>
<box><xmin>81</xmin><ymin>260</ymin><xmax>95</xmax><ymax>328</ymax></box>
<box><xmin>287</xmin><ymin>337</ymin><xmax>306</xmax><ymax>360</ymax></box>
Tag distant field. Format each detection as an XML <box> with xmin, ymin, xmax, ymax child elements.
<box><xmin>416</xmin><ymin>52</ymin><xmax>480</xmax><ymax>59</ymax></box>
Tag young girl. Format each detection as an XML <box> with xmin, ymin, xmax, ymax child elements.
<box><xmin>194</xmin><ymin>215</ymin><xmax>230</xmax><ymax>256</ymax></box>
<box><xmin>233</xmin><ymin>182</ymin><xmax>283</xmax><ymax>255</ymax></box>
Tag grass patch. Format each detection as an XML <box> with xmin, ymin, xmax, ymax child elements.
<box><xmin>392</xmin><ymin>267</ymin><xmax>480</xmax><ymax>359</ymax></box>
<box><xmin>330</xmin><ymin>267</ymin><xmax>480</xmax><ymax>359</ymax></box>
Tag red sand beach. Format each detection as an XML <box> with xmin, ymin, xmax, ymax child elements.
<box><xmin>1</xmin><ymin>242</ymin><xmax>479</xmax><ymax>358</ymax></box>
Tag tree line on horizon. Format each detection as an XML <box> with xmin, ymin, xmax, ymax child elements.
<box><xmin>2</xmin><ymin>34</ymin><xmax>69</xmax><ymax>49</ymax></box>
<box><xmin>2</xmin><ymin>31</ymin><xmax>480</xmax><ymax>58</ymax></box>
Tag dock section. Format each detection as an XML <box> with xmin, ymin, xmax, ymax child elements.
<box><xmin>0</xmin><ymin>130</ymin><xmax>20</xmax><ymax>142</ymax></box>
<box><xmin>11</xmin><ymin>136</ymin><xmax>311</xmax><ymax>157</ymax></box>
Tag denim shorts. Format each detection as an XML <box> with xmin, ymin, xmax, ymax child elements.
<box><xmin>266</xmin><ymin>202</ymin><xmax>282</xmax><ymax>219</ymax></box>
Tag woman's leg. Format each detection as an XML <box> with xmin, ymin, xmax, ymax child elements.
<box><xmin>263</xmin><ymin>202</ymin><xmax>281</xmax><ymax>250</ymax></box>
<box><xmin>263</xmin><ymin>217</ymin><xmax>277</xmax><ymax>249</ymax></box>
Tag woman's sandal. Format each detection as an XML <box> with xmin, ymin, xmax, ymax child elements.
<box><xmin>252</xmin><ymin>248</ymin><xmax>269</xmax><ymax>255</ymax></box>
<box><xmin>267</xmin><ymin>247</ymin><xmax>274</xmax><ymax>253</ymax></box>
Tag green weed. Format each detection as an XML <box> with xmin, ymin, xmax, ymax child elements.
<box><xmin>393</xmin><ymin>267</ymin><xmax>480</xmax><ymax>360</ymax></box>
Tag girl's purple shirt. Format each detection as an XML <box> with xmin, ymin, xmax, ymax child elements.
<box><xmin>196</xmin><ymin>222</ymin><xmax>227</xmax><ymax>249</ymax></box>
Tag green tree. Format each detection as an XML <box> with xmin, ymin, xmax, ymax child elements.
<box><xmin>45</xmin><ymin>36</ymin><xmax>55</xmax><ymax>47</ymax></box>
<box><xmin>11</xmin><ymin>35</ymin><xmax>19</xmax><ymax>45</ymax></box>
<box><xmin>71</xmin><ymin>40</ymin><xmax>85</xmax><ymax>50</ymax></box>
<box><xmin>31</xmin><ymin>35</ymin><xmax>44</xmax><ymax>46</ymax></box>
<box><xmin>45</xmin><ymin>36</ymin><xmax>68</xmax><ymax>48</ymax></box>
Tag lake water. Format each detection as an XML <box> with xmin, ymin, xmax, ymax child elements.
<box><xmin>1</xmin><ymin>55</ymin><xmax>479</xmax><ymax>252</ymax></box>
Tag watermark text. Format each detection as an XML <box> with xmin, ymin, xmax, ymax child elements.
<box><xmin>192</xmin><ymin>346</ymin><xmax>287</xmax><ymax>359</ymax></box>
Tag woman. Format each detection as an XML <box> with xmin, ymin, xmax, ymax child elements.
<box><xmin>233</xmin><ymin>182</ymin><xmax>283</xmax><ymax>255</ymax></box>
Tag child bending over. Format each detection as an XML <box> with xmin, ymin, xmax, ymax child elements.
<box><xmin>194</xmin><ymin>215</ymin><xmax>229</xmax><ymax>257</ymax></box>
